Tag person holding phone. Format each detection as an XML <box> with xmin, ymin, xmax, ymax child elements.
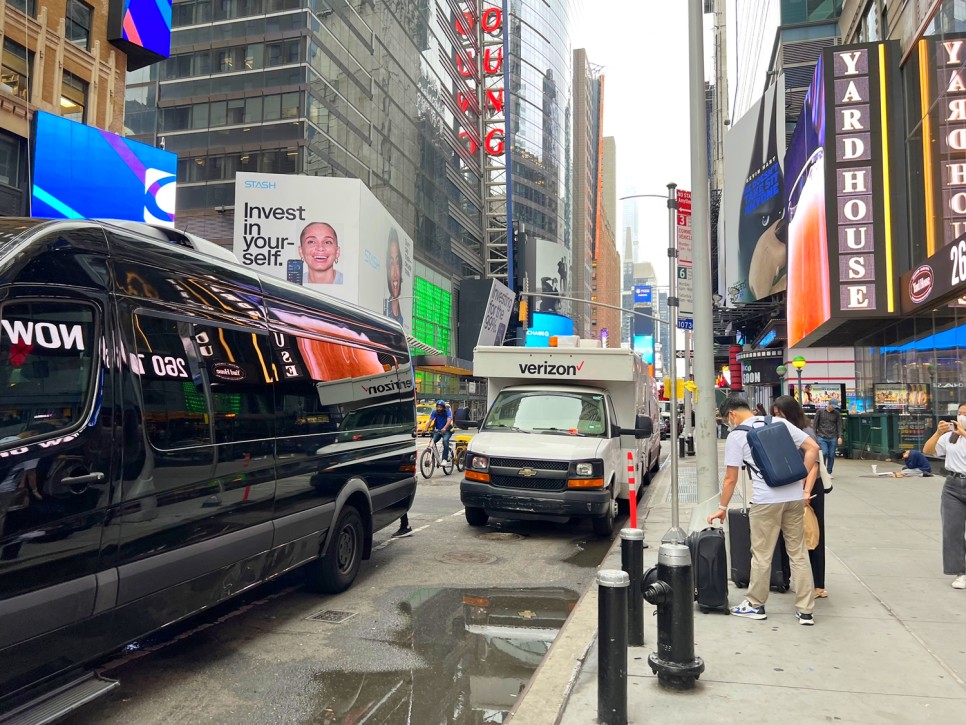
<box><xmin>923</xmin><ymin>404</ymin><xmax>966</xmax><ymax>590</ymax></box>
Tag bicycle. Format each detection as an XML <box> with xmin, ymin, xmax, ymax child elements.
<box><xmin>419</xmin><ymin>436</ymin><xmax>463</xmax><ymax>478</ymax></box>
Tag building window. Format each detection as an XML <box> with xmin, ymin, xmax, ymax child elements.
<box><xmin>1</xmin><ymin>39</ymin><xmax>33</xmax><ymax>101</ymax></box>
<box><xmin>7</xmin><ymin>0</ymin><xmax>37</xmax><ymax>16</ymax></box>
<box><xmin>61</xmin><ymin>70</ymin><xmax>89</xmax><ymax>123</ymax></box>
<box><xmin>0</xmin><ymin>134</ymin><xmax>21</xmax><ymax>187</ymax></box>
<box><xmin>66</xmin><ymin>1</ymin><xmax>94</xmax><ymax>51</ymax></box>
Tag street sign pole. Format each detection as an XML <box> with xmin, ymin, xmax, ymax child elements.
<box><xmin>665</xmin><ymin>183</ymin><xmax>685</xmax><ymax>544</ymax></box>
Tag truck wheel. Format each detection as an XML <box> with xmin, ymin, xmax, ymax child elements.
<box><xmin>465</xmin><ymin>507</ymin><xmax>488</xmax><ymax>526</ymax></box>
<box><xmin>592</xmin><ymin>496</ymin><xmax>617</xmax><ymax>537</ymax></box>
<box><xmin>306</xmin><ymin>505</ymin><xmax>363</xmax><ymax>594</ymax></box>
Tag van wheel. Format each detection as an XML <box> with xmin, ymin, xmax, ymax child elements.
<box><xmin>307</xmin><ymin>505</ymin><xmax>363</xmax><ymax>594</ymax></box>
<box><xmin>592</xmin><ymin>496</ymin><xmax>617</xmax><ymax>537</ymax></box>
<box><xmin>465</xmin><ymin>507</ymin><xmax>488</xmax><ymax>526</ymax></box>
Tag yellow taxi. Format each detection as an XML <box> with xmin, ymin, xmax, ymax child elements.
<box><xmin>416</xmin><ymin>402</ymin><xmax>435</xmax><ymax>435</ymax></box>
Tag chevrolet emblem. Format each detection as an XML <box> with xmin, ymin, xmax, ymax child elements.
<box><xmin>518</xmin><ymin>468</ymin><xmax>537</xmax><ymax>477</ymax></box>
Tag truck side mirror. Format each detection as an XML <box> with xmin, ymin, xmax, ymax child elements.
<box><xmin>635</xmin><ymin>415</ymin><xmax>653</xmax><ymax>439</ymax></box>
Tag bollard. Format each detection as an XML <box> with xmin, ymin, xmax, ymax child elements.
<box><xmin>642</xmin><ymin>543</ymin><xmax>704</xmax><ymax>691</ymax></box>
<box><xmin>678</xmin><ymin>433</ymin><xmax>687</xmax><ymax>458</ymax></box>
<box><xmin>686</xmin><ymin>436</ymin><xmax>695</xmax><ymax>456</ymax></box>
<box><xmin>620</xmin><ymin>529</ymin><xmax>645</xmax><ymax>647</ymax></box>
<box><xmin>597</xmin><ymin>570</ymin><xmax>628</xmax><ymax>725</ymax></box>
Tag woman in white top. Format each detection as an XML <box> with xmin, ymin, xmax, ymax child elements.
<box><xmin>923</xmin><ymin>403</ymin><xmax>966</xmax><ymax>590</ymax></box>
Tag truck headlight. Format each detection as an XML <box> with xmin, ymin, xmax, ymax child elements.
<box><xmin>469</xmin><ymin>454</ymin><xmax>489</xmax><ymax>471</ymax></box>
<box><xmin>575</xmin><ymin>462</ymin><xmax>594</xmax><ymax>477</ymax></box>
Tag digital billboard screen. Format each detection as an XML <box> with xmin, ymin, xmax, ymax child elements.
<box><xmin>525</xmin><ymin>312</ymin><xmax>574</xmax><ymax>347</ymax></box>
<box><xmin>109</xmin><ymin>0</ymin><xmax>173</xmax><ymax>71</ymax></box>
<box><xmin>31</xmin><ymin>111</ymin><xmax>176</xmax><ymax>226</ymax></box>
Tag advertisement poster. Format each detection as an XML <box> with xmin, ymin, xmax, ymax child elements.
<box><xmin>478</xmin><ymin>279</ymin><xmax>515</xmax><ymax>347</ymax></box>
<box><xmin>873</xmin><ymin>384</ymin><xmax>931</xmax><ymax>411</ymax></box>
<box><xmin>527</xmin><ymin>238</ymin><xmax>570</xmax><ymax>314</ymax></box>
<box><xmin>233</xmin><ymin>173</ymin><xmax>414</xmax><ymax>333</ymax></box>
<box><xmin>722</xmin><ymin>81</ymin><xmax>786</xmax><ymax>305</ymax></box>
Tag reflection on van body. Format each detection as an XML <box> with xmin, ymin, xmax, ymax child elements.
<box><xmin>0</xmin><ymin>219</ymin><xmax>416</xmax><ymax>716</ymax></box>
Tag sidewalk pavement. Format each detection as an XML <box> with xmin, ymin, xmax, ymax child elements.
<box><xmin>511</xmin><ymin>444</ymin><xmax>966</xmax><ymax>724</ymax></box>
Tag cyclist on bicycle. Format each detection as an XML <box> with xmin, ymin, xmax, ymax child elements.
<box><xmin>425</xmin><ymin>399</ymin><xmax>454</xmax><ymax>461</ymax></box>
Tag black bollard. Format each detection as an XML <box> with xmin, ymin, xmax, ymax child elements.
<box><xmin>620</xmin><ymin>528</ymin><xmax>645</xmax><ymax>647</ymax></box>
<box><xmin>642</xmin><ymin>543</ymin><xmax>705</xmax><ymax>690</ymax></box>
<box><xmin>597</xmin><ymin>570</ymin><xmax>628</xmax><ymax>725</ymax></box>
<box><xmin>678</xmin><ymin>434</ymin><xmax>686</xmax><ymax>458</ymax></box>
<box><xmin>686</xmin><ymin>436</ymin><xmax>695</xmax><ymax>456</ymax></box>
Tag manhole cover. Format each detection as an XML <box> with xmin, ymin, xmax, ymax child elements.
<box><xmin>476</xmin><ymin>532</ymin><xmax>525</xmax><ymax>542</ymax></box>
<box><xmin>435</xmin><ymin>551</ymin><xmax>498</xmax><ymax>565</ymax></box>
<box><xmin>306</xmin><ymin>609</ymin><xmax>356</xmax><ymax>624</ymax></box>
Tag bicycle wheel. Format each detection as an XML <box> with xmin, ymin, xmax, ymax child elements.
<box><xmin>441</xmin><ymin>452</ymin><xmax>454</xmax><ymax>475</ymax></box>
<box><xmin>419</xmin><ymin>447</ymin><xmax>435</xmax><ymax>479</ymax></box>
<box><xmin>455</xmin><ymin>446</ymin><xmax>466</xmax><ymax>472</ymax></box>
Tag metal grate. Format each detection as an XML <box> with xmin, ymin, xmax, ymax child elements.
<box><xmin>489</xmin><ymin>458</ymin><xmax>570</xmax><ymax>471</ymax></box>
<box><xmin>491</xmin><ymin>475</ymin><xmax>565</xmax><ymax>491</ymax></box>
<box><xmin>306</xmin><ymin>609</ymin><xmax>356</xmax><ymax>624</ymax></box>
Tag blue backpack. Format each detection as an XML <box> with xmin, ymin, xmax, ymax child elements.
<box><xmin>734</xmin><ymin>416</ymin><xmax>808</xmax><ymax>488</ymax></box>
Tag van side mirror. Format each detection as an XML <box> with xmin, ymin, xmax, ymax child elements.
<box><xmin>635</xmin><ymin>415</ymin><xmax>653</xmax><ymax>439</ymax></box>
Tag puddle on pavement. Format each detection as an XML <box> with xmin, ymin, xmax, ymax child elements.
<box><xmin>306</xmin><ymin>586</ymin><xmax>579</xmax><ymax>724</ymax></box>
<box><xmin>564</xmin><ymin>537</ymin><xmax>611</xmax><ymax>568</ymax></box>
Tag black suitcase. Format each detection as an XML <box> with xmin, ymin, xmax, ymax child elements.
<box><xmin>728</xmin><ymin>508</ymin><xmax>790</xmax><ymax>592</ymax></box>
<box><xmin>728</xmin><ymin>467</ymin><xmax>790</xmax><ymax>592</ymax></box>
<box><xmin>686</xmin><ymin>527</ymin><xmax>729</xmax><ymax>612</ymax></box>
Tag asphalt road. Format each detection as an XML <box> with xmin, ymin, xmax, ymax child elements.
<box><xmin>69</xmin><ymin>465</ymin><xmax>633</xmax><ymax>724</ymax></box>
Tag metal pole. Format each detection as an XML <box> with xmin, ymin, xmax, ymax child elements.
<box><xmin>597</xmin><ymin>570</ymin><xmax>628</xmax><ymax>725</ymax></box>
<box><xmin>620</xmin><ymin>529</ymin><xmax>645</xmax><ymax>647</ymax></box>
<box><xmin>688</xmin><ymin>0</ymin><xmax>719</xmax><ymax>504</ymax></box>
<box><xmin>797</xmin><ymin>368</ymin><xmax>803</xmax><ymax>404</ymax></box>
<box><xmin>665</xmin><ymin>183</ymin><xmax>685</xmax><ymax>544</ymax></box>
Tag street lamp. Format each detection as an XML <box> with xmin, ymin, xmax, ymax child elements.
<box><xmin>776</xmin><ymin>364</ymin><xmax>787</xmax><ymax>396</ymax></box>
<box><xmin>792</xmin><ymin>356</ymin><xmax>806</xmax><ymax>403</ymax></box>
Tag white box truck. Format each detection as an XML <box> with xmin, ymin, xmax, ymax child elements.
<box><xmin>460</xmin><ymin>340</ymin><xmax>662</xmax><ymax>536</ymax></box>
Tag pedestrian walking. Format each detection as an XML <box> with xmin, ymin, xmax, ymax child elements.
<box><xmin>709</xmin><ymin>397</ymin><xmax>821</xmax><ymax>624</ymax></box>
<box><xmin>392</xmin><ymin>513</ymin><xmax>413</xmax><ymax>538</ymax></box>
<box><xmin>773</xmin><ymin>395</ymin><xmax>828</xmax><ymax>598</ymax></box>
<box><xmin>812</xmin><ymin>400</ymin><xmax>843</xmax><ymax>476</ymax></box>
<box><xmin>922</xmin><ymin>404</ymin><xmax>966</xmax><ymax>589</ymax></box>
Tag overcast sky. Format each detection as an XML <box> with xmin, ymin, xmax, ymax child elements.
<box><xmin>573</xmin><ymin>1</ymin><xmax>710</xmax><ymax>285</ymax></box>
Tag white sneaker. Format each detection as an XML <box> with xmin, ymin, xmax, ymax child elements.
<box><xmin>953</xmin><ymin>574</ymin><xmax>966</xmax><ymax>590</ymax></box>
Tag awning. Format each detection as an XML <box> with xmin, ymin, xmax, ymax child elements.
<box><xmin>413</xmin><ymin>354</ymin><xmax>474</xmax><ymax>376</ymax></box>
<box><xmin>406</xmin><ymin>335</ymin><xmax>443</xmax><ymax>356</ymax></box>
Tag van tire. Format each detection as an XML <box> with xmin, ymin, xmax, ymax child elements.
<box><xmin>592</xmin><ymin>494</ymin><xmax>616</xmax><ymax>537</ymax></box>
<box><xmin>465</xmin><ymin>507</ymin><xmax>488</xmax><ymax>526</ymax></box>
<box><xmin>307</xmin><ymin>506</ymin><xmax>363</xmax><ymax>594</ymax></box>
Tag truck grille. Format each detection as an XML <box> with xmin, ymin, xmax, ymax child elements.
<box><xmin>489</xmin><ymin>458</ymin><xmax>569</xmax><ymax>472</ymax></box>
<box><xmin>491</xmin><ymin>475</ymin><xmax>565</xmax><ymax>491</ymax></box>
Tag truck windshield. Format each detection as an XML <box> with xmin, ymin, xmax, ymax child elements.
<box><xmin>483</xmin><ymin>391</ymin><xmax>607</xmax><ymax>437</ymax></box>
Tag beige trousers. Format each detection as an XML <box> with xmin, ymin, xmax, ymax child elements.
<box><xmin>747</xmin><ymin>500</ymin><xmax>815</xmax><ymax>613</ymax></box>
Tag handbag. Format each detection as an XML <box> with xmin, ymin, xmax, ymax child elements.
<box><xmin>803</xmin><ymin>505</ymin><xmax>820</xmax><ymax>550</ymax></box>
<box><xmin>817</xmin><ymin>450</ymin><xmax>834</xmax><ymax>493</ymax></box>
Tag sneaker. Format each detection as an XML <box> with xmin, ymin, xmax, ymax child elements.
<box><xmin>797</xmin><ymin>612</ymin><xmax>815</xmax><ymax>626</ymax></box>
<box><xmin>952</xmin><ymin>574</ymin><xmax>966</xmax><ymax>590</ymax></box>
<box><xmin>731</xmin><ymin>600</ymin><xmax>767</xmax><ymax>620</ymax></box>
<box><xmin>391</xmin><ymin>526</ymin><xmax>413</xmax><ymax>539</ymax></box>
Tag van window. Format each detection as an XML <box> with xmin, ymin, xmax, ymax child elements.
<box><xmin>0</xmin><ymin>301</ymin><xmax>95</xmax><ymax>442</ymax></box>
<box><xmin>194</xmin><ymin>324</ymin><xmax>274</xmax><ymax>444</ymax></box>
<box><xmin>133</xmin><ymin>314</ymin><xmax>211</xmax><ymax>450</ymax></box>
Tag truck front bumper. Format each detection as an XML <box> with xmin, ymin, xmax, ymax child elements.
<box><xmin>460</xmin><ymin>480</ymin><xmax>611</xmax><ymax>519</ymax></box>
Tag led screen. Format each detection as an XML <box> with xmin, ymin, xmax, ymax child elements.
<box><xmin>109</xmin><ymin>0</ymin><xmax>173</xmax><ymax>71</ymax></box>
<box><xmin>525</xmin><ymin>312</ymin><xmax>574</xmax><ymax>347</ymax></box>
<box><xmin>31</xmin><ymin>111</ymin><xmax>177</xmax><ymax>225</ymax></box>
<box><xmin>633</xmin><ymin>335</ymin><xmax>654</xmax><ymax>365</ymax></box>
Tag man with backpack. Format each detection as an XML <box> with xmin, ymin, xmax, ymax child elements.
<box><xmin>708</xmin><ymin>397</ymin><xmax>821</xmax><ymax>625</ymax></box>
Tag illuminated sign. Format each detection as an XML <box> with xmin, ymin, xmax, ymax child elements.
<box><xmin>900</xmin><ymin>230</ymin><xmax>966</xmax><ymax>312</ymax></box>
<box><xmin>452</xmin><ymin>2</ymin><xmax>506</xmax><ymax>157</ymax></box>
<box><xmin>785</xmin><ymin>42</ymin><xmax>903</xmax><ymax>347</ymax></box>
<box><xmin>108</xmin><ymin>0</ymin><xmax>173</xmax><ymax>71</ymax></box>
<box><xmin>633</xmin><ymin>334</ymin><xmax>654</xmax><ymax>364</ymax></box>
<box><xmin>31</xmin><ymin>111</ymin><xmax>176</xmax><ymax>225</ymax></box>
<box><xmin>525</xmin><ymin>312</ymin><xmax>574</xmax><ymax>347</ymax></box>
<box><xmin>633</xmin><ymin>285</ymin><xmax>652</xmax><ymax>304</ymax></box>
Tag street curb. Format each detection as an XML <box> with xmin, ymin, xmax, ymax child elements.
<box><xmin>508</xmin><ymin>462</ymin><xmax>669</xmax><ymax>723</ymax></box>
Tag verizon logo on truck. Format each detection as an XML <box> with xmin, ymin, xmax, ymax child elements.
<box><xmin>519</xmin><ymin>360</ymin><xmax>585</xmax><ymax>376</ymax></box>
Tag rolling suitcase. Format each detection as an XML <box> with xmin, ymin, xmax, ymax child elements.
<box><xmin>686</xmin><ymin>526</ymin><xmax>729</xmax><ymax>612</ymax></box>
<box><xmin>728</xmin><ymin>468</ymin><xmax>790</xmax><ymax>592</ymax></box>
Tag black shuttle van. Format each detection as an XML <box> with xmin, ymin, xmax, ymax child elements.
<box><xmin>0</xmin><ymin>219</ymin><xmax>417</xmax><ymax>720</ymax></box>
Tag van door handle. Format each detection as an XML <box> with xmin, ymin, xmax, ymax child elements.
<box><xmin>62</xmin><ymin>472</ymin><xmax>106</xmax><ymax>492</ymax></box>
